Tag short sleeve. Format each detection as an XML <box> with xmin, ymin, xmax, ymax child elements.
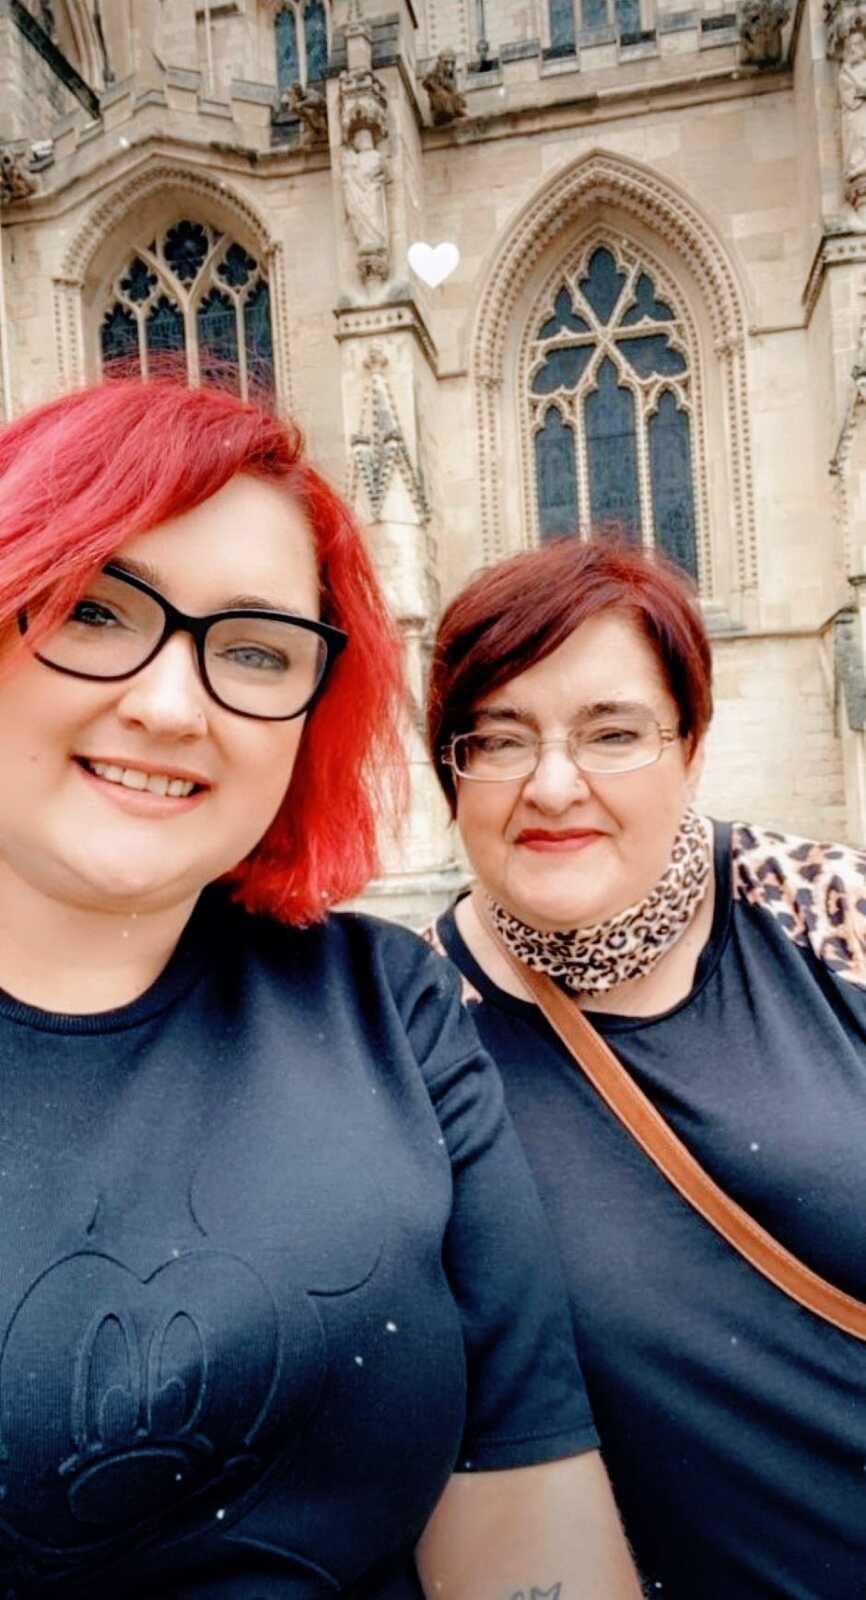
<box><xmin>401</xmin><ymin>944</ymin><xmax>599</xmax><ymax>1471</ymax></box>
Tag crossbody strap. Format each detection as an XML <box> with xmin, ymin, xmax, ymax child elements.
<box><xmin>480</xmin><ymin>905</ymin><xmax>866</xmax><ymax>1341</ymax></box>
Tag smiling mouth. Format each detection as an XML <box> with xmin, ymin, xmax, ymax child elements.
<box><xmin>76</xmin><ymin>758</ymin><xmax>205</xmax><ymax>799</ymax></box>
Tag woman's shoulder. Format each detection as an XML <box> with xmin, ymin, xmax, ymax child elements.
<box><xmin>730</xmin><ymin>820</ymin><xmax>866</xmax><ymax>988</ymax></box>
<box><xmin>419</xmin><ymin>909</ymin><xmax>484</xmax><ymax>1006</ymax></box>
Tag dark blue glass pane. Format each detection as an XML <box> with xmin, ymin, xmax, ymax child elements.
<box><xmin>198</xmin><ymin>288</ymin><xmax>240</xmax><ymax>391</ymax></box>
<box><xmin>275</xmin><ymin>6</ymin><xmax>300</xmax><ymax>92</ymax></box>
<box><xmin>218</xmin><ymin>242</ymin><xmax>257</xmax><ymax>288</ymax></box>
<box><xmin>163</xmin><ymin>220</ymin><xmax>208</xmax><ymax>284</ymax></box>
<box><xmin>535</xmin><ymin>409</ymin><xmax>579</xmax><ymax>539</ymax></box>
<box><xmin>618</xmin><ymin>334</ymin><xmax>687</xmax><ymax>378</ymax></box>
<box><xmin>649</xmin><ymin>390</ymin><xmax>697</xmax><ymax>580</ymax></box>
<box><xmin>550</xmin><ymin>0</ymin><xmax>577</xmax><ymax>49</ymax></box>
<box><xmin>538</xmin><ymin>286</ymin><xmax>589</xmax><ymax>339</ymax></box>
<box><xmin>146</xmin><ymin>296</ymin><xmax>185</xmax><ymax>357</ymax></box>
<box><xmin>120</xmin><ymin>257</ymin><xmax>156</xmax><ymax>304</ymax></box>
<box><xmin>101</xmin><ymin>303</ymin><xmax>139</xmax><ymax>366</ymax></box>
<box><xmin>531</xmin><ymin>345</ymin><xmax>593</xmax><ymax>395</ymax></box>
<box><xmin>582</xmin><ymin>0</ymin><xmax>608</xmax><ymax>26</ymax></box>
<box><xmin>621</xmin><ymin>271</ymin><xmax>675</xmax><ymax>325</ymax></box>
<box><xmin>585</xmin><ymin>357</ymin><xmax>640</xmax><ymax>535</ymax></box>
<box><xmin>616</xmin><ymin>0</ymin><xmax>641</xmax><ymax>29</ymax></box>
<box><xmin>580</xmin><ymin>248</ymin><xmax>626</xmax><ymax>326</ymax></box>
<box><xmin>304</xmin><ymin>0</ymin><xmax>328</xmax><ymax>79</ymax></box>
<box><xmin>244</xmin><ymin>280</ymin><xmax>275</xmax><ymax>399</ymax></box>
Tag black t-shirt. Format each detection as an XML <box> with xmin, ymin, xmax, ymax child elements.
<box><xmin>436</xmin><ymin>821</ymin><xmax>866</xmax><ymax>1600</ymax></box>
<box><xmin>0</xmin><ymin>891</ymin><xmax>596</xmax><ymax>1599</ymax></box>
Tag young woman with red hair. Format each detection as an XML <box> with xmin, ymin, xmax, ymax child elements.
<box><xmin>427</xmin><ymin>537</ymin><xmax>866</xmax><ymax>1599</ymax></box>
<box><xmin>0</xmin><ymin>381</ymin><xmax>639</xmax><ymax>1600</ymax></box>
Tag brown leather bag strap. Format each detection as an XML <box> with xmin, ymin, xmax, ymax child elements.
<box><xmin>481</xmin><ymin>908</ymin><xmax>866</xmax><ymax>1341</ymax></box>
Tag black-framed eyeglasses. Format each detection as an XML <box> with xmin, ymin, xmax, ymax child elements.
<box><xmin>18</xmin><ymin>563</ymin><xmax>348</xmax><ymax>721</ymax></box>
<box><xmin>442</xmin><ymin>710</ymin><xmax>679</xmax><ymax>782</ymax></box>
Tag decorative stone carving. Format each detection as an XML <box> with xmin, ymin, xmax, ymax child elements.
<box><xmin>340</xmin><ymin>69</ymin><xmax>390</xmax><ymax>283</ymax></box>
<box><xmin>0</xmin><ymin>150</ymin><xmax>37</xmax><ymax>206</ymax></box>
<box><xmin>737</xmin><ymin>0</ymin><xmax>790</xmax><ymax>66</ymax></box>
<box><xmin>421</xmin><ymin>50</ymin><xmax>468</xmax><ymax>126</ymax></box>
<box><xmin>350</xmin><ymin>345</ymin><xmax>430</xmax><ymax>524</ymax></box>
<box><xmin>279</xmin><ymin>80</ymin><xmax>329</xmax><ymax>143</ymax></box>
<box><xmin>825</xmin><ymin>0</ymin><xmax>866</xmax><ymax>214</ymax></box>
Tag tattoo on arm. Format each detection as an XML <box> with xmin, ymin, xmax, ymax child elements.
<box><xmin>508</xmin><ymin>1587</ymin><xmax>563</xmax><ymax>1600</ymax></box>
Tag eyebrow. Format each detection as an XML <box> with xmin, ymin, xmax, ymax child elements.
<box><xmin>471</xmin><ymin>698</ymin><xmax>659</xmax><ymax>726</ymax></box>
<box><xmin>108</xmin><ymin>556</ymin><xmax>307</xmax><ymax>616</ymax></box>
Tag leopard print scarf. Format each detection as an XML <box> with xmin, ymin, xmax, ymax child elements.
<box><xmin>488</xmin><ymin>807</ymin><xmax>713</xmax><ymax>995</ymax></box>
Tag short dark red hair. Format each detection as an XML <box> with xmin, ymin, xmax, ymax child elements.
<box><xmin>427</xmin><ymin>537</ymin><xmax>713</xmax><ymax>815</ymax></box>
<box><xmin>0</xmin><ymin>377</ymin><xmax>407</xmax><ymax>923</ymax></box>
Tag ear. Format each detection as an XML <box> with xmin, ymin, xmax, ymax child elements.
<box><xmin>683</xmin><ymin>733</ymin><xmax>706</xmax><ymax>803</ymax></box>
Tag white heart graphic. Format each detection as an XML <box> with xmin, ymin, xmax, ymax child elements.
<box><xmin>407</xmin><ymin>240</ymin><xmax>460</xmax><ymax>288</ymax></box>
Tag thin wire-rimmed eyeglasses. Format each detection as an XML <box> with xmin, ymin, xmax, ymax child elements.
<box><xmin>442</xmin><ymin>713</ymin><xmax>679</xmax><ymax>782</ymax></box>
<box><xmin>18</xmin><ymin>563</ymin><xmax>348</xmax><ymax>721</ymax></box>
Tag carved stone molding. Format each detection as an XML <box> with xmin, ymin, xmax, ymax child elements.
<box><xmin>55</xmin><ymin>159</ymin><xmax>292</xmax><ymax>409</ymax></box>
<box><xmin>333</xmin><ymin>297</ymin><xmax>437</xmax><ymax>372</ymax></box>
<box><xmin>802</xmin><ymin>229</ymin><xmax>866</xmax><ymax>323</ymax></box>
<box><xmin>469</xmin><ymin>147</ymin><xmax>757</xmax><ymax>599</ymax></box>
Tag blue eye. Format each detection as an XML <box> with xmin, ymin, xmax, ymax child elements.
<box><xmin>68</xmin><ymin>601</ymin><xmax>120</xmax><ymax>629</ymax></box>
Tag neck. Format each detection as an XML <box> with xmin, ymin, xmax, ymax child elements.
<box><xmin>0</xmin><ymin>867</ymin><xmax>198</xmax><ymax>1015</ymax></box>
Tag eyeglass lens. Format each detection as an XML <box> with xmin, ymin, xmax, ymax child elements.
<box><xmin>454</xmin><ymin>708</ymin><xmax>665</xmax><ymax>778</ymax></box>
<box><xmin>33</xmin><ymin>570</ymin><xmax>328</xmax><ymax>719</ymax></box>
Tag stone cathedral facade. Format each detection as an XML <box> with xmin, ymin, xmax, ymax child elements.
<box><xmin>2</xmin><ymin>0</ymin><xmax>866</xmax><ymax>918</ymax></box>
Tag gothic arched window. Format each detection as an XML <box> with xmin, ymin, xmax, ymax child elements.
<box><xmin>274</xmin><ymin>0</ymin><xmax>330</xmax><ymax>93</ymax></box>
<box><xmin>527</xmin><ymin>243</ymin><xmax>699</xmax><ymax>580</ymax></box>
<box><xmin>100</xmin><ymin>221</ymin><xmax>275</xmax><ymax>399</ymax></box>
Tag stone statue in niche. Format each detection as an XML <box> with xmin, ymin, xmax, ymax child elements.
<box><xmin>339</xmin><ymin>68</ymin><xmax>390</xmax><ymax>283</ymax></box>
<box><xmin>280</xmin><ymin>80</ymin><xmax>329</xmax><ymax>143</ymax></box>
<box><xmin>737</xmin><ymin>0</ymin><xmax>790</xmax><ymax>66</ymax></box>
<box><xmin>0</xmin><ymin>149</ymin><xmax>37</xmax><ymax>206</ymax></box>
<box><xmin>421</xmin><ymin>50</ymin><xmax>467</xmax><ymax>125</ymax></box>
<box><xmin>839</xmin><ymin>24</ymin><xmax>866</xmax><ymax>213</ymax></box>
<box><xmin>825</xmin><ymin>0</ymin><xmax>866</xmax><ymax>216</ymax></box>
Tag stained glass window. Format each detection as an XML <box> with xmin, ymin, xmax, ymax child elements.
<box><xmin>549</xmin><ymin>0</ymin><xmax>577</xmax><ymax>51</ymax></box>
<box><xmin>275</xmin><ymin>6</ymin><xmax>300</xmax><ymax>92</ymax></box>
<box><xmin>304</xmin><ymin>0</ymin><xmax>328</xmax><ymax>79</ymax></box>
<box><xmin>528</xmin><ymin>244</ymin><xmax>699</xmax><ymax>578</ymax></box>
<box><xmin>100</xmin><ymin>220</ymin><xmax>275</xmax><ymax>402</ymax></box>
<box><xmin>274</xmin><ymin>1</ymin><xmax>328</xmax><ymax>89</ymax></box>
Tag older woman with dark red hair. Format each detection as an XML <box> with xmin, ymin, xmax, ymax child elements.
<box><xmin>0</xmin><ymin>384</ymin><xmax>641</xmax><ymax>1600</ymax></box>
<box><xmin>427</xmin><ymin>537</ymin><xmax>866</xmax><ymax>1599</ymax></box>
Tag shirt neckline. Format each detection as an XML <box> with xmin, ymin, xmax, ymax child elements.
<box><xmin>0</xmin><ymin>885</ymin><xmax>228</xmax><ymax>1035</ymax></box>
<box><xmin>436</xmin><ymin>819</ymin><xmax>734</xmax><ymax>1035</ymax></box>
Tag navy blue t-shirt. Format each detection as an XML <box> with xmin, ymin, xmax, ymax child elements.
<box><xmin>436</xmin><ymin>821</ymin><xmax>866</xmax><ymax>1600</ymax></box>
<box><xmin>0</xmin><ymin>893</ymin><xmax>596</xmax><ymax>1598</ymax></box>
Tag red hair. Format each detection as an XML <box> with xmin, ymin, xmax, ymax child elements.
<box><xmin>0</xmin><ymin>378</ymin><xmax>407</xmax><ymax>923</ymax></box>
<box><xmin>427</xmin><ymin>537</ymin><xmax>713</xmax><ymax>815</ymax></box>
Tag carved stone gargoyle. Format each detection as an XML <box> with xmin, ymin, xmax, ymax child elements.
<box><xmin>421</xmin><ymin>50</ymin><xmax>467</xmax><ymax>126</ymax></box>
<box><xmin>0</xmin><ymin>149</ymin><xmax>37</xmax><ymax>206</ymax></box>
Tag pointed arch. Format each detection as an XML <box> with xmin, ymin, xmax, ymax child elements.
<box><xmin>470</xmin><ymin>148</ymin><xmax>756</xmax><ymax>614</ymax></box>
<box><xmin>53</xmin><ymin>160</ymin><xmax>291</xmax><ymax>412</ymax></box>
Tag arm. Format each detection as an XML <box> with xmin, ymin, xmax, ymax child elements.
<box><xmin>416</xmin><ymin>1453</ymin><xmax>641</xmax><ymax>1600</ymax></box>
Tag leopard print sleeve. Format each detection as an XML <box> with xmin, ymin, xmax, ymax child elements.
<box><xmin>732</xmin><ymin>822</ymin><xmax>866</xmax><ymax>988</ymax></box>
